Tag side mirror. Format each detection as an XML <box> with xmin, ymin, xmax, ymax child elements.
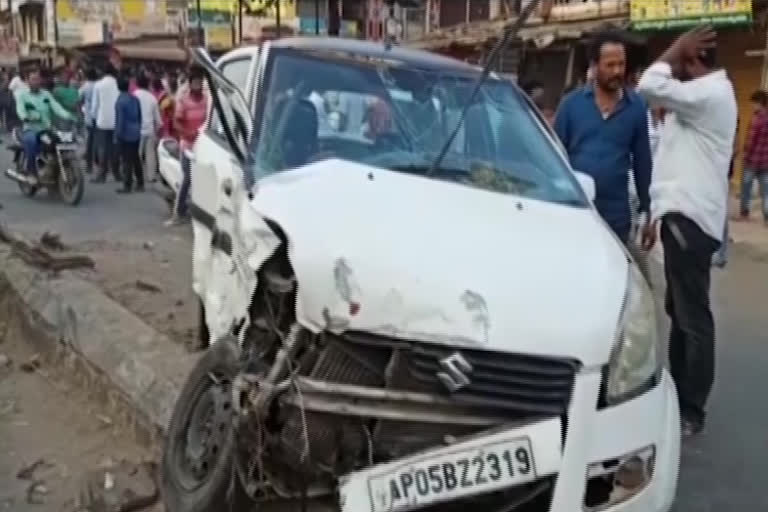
<box><xmin>574</xmin><ymin>171</ymin><xmax>595</xmax><ymax>201</ymax></box>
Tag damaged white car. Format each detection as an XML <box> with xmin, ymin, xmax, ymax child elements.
<box><xmin>161</xmin><ymin>39</ymin><xmax>680</xmax><ymax>512</ymax></box>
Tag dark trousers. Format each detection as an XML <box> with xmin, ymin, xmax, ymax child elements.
<box><xmin>173</xmin><ymin>151</ymin><xmax>192</xmax><ymax>218</ymax></box>
<box><xmin>118</xmin><ymin>140</ymin><xmax>143</xmax><ymax>190</ymax></box>
<box><xmin>95</xmin><ymin>128</ymin><xmax>120</xmax><ymax>181</ymax></box>
<box><xmin>85</xmin><ymin>124</ymin><xmax>95</xmax><ymax>173</ymax></box>
<box><xmin>661</xmin><ymin>213</ymin><xmax>720</xmax><ymax>425</ymax></box>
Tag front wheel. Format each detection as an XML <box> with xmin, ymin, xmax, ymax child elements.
<box><xmin>161</xmin><ymin>339</ymin><xmax>248</xmax><ymax>512</ymax></box>
<box><xmin>58</xmin><ymin>157</ymin><xmax>85</xmax><ymax>206</ymax></box>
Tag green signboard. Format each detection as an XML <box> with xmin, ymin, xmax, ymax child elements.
<box><xmin>631</xmin><ymin>0</ymin><xmax>753</xmax><ymax>30</ymax></box>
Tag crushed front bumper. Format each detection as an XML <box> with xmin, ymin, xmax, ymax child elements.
<box><xmin>338</xmin><ymin>368</ymin><xmax>680</xmax><ymax>512</ymax></box>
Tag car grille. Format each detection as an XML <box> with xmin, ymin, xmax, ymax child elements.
<box><xmin>403</xmin><ymin>343</ymin><xmax>580</xmax><ymax>417</ymax></box>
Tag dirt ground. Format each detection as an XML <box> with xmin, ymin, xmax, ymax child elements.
<box><xmin>70</xmin><ymin>232</ymin><xmax>201</xmax><ymax>351</ymax></box>
<box><xmin>0</xmin><ymin>335</ymin><xmax>161</xmax><ymax>512</ymax></box>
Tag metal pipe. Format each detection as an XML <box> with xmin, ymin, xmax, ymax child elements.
<box><xmin>196</xmin><ymin>0</ymin><xmax>202</xmax><ymax>32</ymax></box>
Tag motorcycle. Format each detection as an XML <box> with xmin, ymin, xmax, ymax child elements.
<box><xmin>5</xmin><ymin>108</ymin><xmax>85</xmax><ymax>206</ymax></box>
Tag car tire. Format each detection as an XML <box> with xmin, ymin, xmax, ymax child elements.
<box><xmin>160</xmin><ymin>338</ymin><xmax>248</xmax><ymax>512</ymax></box>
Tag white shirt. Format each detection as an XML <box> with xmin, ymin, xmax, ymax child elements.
<box><xmin>637</xmin><ymin>62</ymin><xmax>737</xmax><ymax>241</ymax></box>
<box><xmin>647</xmin><ymin>110</ymin><xmax>663</xmax><ymax>157</ymax></box>
<box><xmin>79</xmin><ymin>80</ymin><xmax>95</xmax><ymax>124</ymax></box>
<box><xmin>90</xmin><ymin>75</ymin><xmax>120</xmax><ymax>130</ymax></box>
<box><xmin>9</xmin><ymin>76</ymin><xmax>28</xmax><ymax>102</ymax></box>
<box><xmin>134</xmin><ymin>88</ymin><xmax>162</xmax><ymax>136</ymax></box>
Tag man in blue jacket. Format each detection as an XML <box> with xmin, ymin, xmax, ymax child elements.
<box><xmin>554</xmin><ymin>31</ymin><xmax>653</xmax><ymax>244</ymax></box>
<box><xmin>114</xmin><ymin>73</ymin><xmax>142</xmax><ymax>194</ymax></box>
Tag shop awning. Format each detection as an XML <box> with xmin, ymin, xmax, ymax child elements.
<box><xmin>112</xmin><ymin>46</ymin><xmax>188</xmax><ymax>62</ymax></box>
<box><xmin>408</xmin><ymin>16</ymin><xmax>630</xmax><ymax>51</ymax></box>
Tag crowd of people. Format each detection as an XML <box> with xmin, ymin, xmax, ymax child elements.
<box><xmin>0</xmin><ymin>61</ymin><xmax>208</xmax><ymax>226</ymax></box>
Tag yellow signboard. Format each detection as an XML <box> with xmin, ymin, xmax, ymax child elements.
<box><xmin>631</xmin><ymin>0</ymin><xmax>752</xmax><ymax>30</ymax></box>
<box><xmin>206</xmin><ymin>25</ymin><xmax>233</xmax><ymax>49</ymax></box>
<box><xmin>192</xmin><ymin>0</ymin><xmax>296</xmax><ymax>17</ymax></box>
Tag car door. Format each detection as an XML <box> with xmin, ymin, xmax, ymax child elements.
<box><xmin>189</xmin><ymin>48</ymin><xmax>266</xmax><ymax>344</ymax></box>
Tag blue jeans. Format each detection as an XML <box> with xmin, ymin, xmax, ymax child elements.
<box><xmin>21</xmin><ymin>129</ymin><xmax>39</xmax><ymax>175</ymax></box>
<box><xmin>173</xmin><ymin>151</ymin><xmax>191</xmax><ymax>218</ymax></box>
<box><xmin>739</xmin><ymin>168</ymin><xmax>768</xmax><ymax>219</ymax></box>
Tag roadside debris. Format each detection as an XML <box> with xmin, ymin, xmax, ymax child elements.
<box><xmin>17</xmin><ymin>458</ymin><xmax>54</xmax><ymax>480</ymax></box>
<box><xmin>26</xmin><ymin>481</ymin><xmax>49</xmax><ymax>505</ymax></box>
<box><xmin>135</xmin><ymin>280</ymin><xmax>162</xmax><ymax>294</ymax></box>
<box><xmin>40</xmin><ymin>231</ymin><xmax>66</xmax><ymax>251</ymax></box>
<box><xmin>0</xmin><ymin>399</ymin><xmax>18</xmax><ymax>416</ymax></box>
<box><xmin>0</xmin><ymin>225</ymin><xmax>95</xmax><ymax>271</ymax></box>
<box><xmin>76</xmin><ymin>460</ymin><xmax>159</xmax><ymax>512</ymax></box>
<box><xmin>19</xmin><ymin>353</ymin><xmax>41</xmax><ymax>373</ymax></box>
<box><xmin>142</xmin><ymin>241</ymin><xmax>154</xmax><ymax>251</ymax></box>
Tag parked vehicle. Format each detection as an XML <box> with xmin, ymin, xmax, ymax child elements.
<box><xmin>161</xmin><ymin>39</ymin><xmax>680</xmax><ymax>512</ymax></box>
<box><xmin>5</xmin><ymin>113</ymin><xmax>85</xmax><ymax>205</ymax></box>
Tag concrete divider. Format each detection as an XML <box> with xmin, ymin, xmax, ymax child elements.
<box><xmin>0</xmin><ymin>244</ymin><xmax>197</xmax><ymax>447</ymax></box>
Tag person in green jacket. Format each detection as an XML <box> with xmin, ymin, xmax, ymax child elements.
<box><xmin>52</xmin><ymin>70</ymin><xmax>80</xmax><ymax>116</ymax></box>
<box><xmin>16</xmin><ymin>69</ymin><xmax>73</xmax><ymax>182</ymax></box>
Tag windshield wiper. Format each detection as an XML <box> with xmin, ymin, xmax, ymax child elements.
<box><xmin>389</xmin><ymin>164</ymin><xmax>467</xmax><ymax>180</ymax></box>
<box><xmin>428</xmin><ymin>0</ymin><xmax>543</xmax><ymax>177</ymax></box>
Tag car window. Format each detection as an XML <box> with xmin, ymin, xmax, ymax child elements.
<box><xmin>209</xmin><ymin>57</ymin><xmax>252</xmax><ymax>136</ymax></box>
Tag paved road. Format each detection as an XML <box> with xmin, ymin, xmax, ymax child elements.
<box><xmin>0</xmin><ymin>145</ymin><xmax>766</xmax><ymax>510</ymax></box>
<box><xmin>0</xmin><ymin>145</ymin><xmax>170</xmax><ymax>243</ymax></box>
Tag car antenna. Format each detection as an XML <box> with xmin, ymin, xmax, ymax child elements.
<box><xmin>428</xmin><ymin>0</ymin><xmax>542</xmax><ymax>177</ymax></box>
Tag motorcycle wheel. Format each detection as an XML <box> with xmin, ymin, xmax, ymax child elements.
<box><xmin>58</xmin><ymin>158</ymin><xmax>85</xmax><ymax>206</ymax></box>
<box><xmin>161</xmin><ymin>338</ymin><xmax>248</xmax><ymax>512</ymax></box>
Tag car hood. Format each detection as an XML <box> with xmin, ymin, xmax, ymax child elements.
<box><xmin>249</xmin><ymin>159</ymin><xmax>629</xmax><ymax>366</ymax></box>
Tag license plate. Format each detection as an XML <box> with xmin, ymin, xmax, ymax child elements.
<box><xmin>366</xmin><ymin>437</ymin><xmax>536</xmax><ymax>512</ymax></box>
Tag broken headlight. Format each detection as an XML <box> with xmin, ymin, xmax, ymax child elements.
<box><xmin>604</xmin><ymin>263</ymin><xmax>660</xmax><ymax>405</ymax></box>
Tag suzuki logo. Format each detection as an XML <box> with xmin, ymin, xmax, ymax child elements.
<box><xmin>437</xmin><ymin>352</ymin><xmax>473</xmax><ymax>393</ymax></box>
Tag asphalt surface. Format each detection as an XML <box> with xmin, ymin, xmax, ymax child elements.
<box><xmin>0</xmin><ymin>145</ymin><xmax>765</xmax><ymax>510</ymax></box>
<box><xmin>0</xmin><ymin>143</ymin><xmax>170</xmax><ymax>244</ymax></box>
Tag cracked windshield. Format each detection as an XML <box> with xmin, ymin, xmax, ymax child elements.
<box><xmin>255</xmin><ymin>51</ymin><xmax>585</xmax><ymax>206</ymax></box>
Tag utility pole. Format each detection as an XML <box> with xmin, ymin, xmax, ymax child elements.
<box><xmin>238</xmin><ymin>0</ymin><xmax>243</xmax><ymax>43</ymax></box>
<box><xmin>52</xmin><ymin>0</ymin><xmax>59</xmax><ymax>59</ymax></box>
<box><xmin>196</xmin><ymin>0</ymin><xmax>202</xmax><ymax>46</ymax></box>
<box><xmin>315</xmin><ymin>0</ymin><xmax>320</xmax><ymax>35</ymax></box>
<box><xmin>328</xmin><ymin>0</ymin><xmax>339</xmax><ymax>36</ymax></box>
<box><xmin>275</xmin><ymin>0</ymin><xmax>281</xmax><ymax>38</ymax></box>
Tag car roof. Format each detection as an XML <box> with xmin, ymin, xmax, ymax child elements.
<box><xmin>268</xmin><ymin>37</ymin><xmax>481</xmax><ymax>73</ymax></box>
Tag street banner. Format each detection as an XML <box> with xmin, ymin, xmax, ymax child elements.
<box><xmin>188</xmin><ymin>7</ymin><xmax>233</xmax><ymax>49</ymax></box>
<box><xmin>55</xmin><ymin>0</ymin><xmax>169</xmax><ymax>46</ymax></box>
<box><xmin>631</xmin><ymin>0</ymin><xmax>753</xmax><ymax>30</ymax></box>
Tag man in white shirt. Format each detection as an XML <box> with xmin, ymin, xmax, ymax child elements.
<box><xmin>79</xmin><ymin>67</ymin><xmax>97</xmax><ymax>174</ymax></box>
<box><xmin>637</xmin><ymin>26</ymin><xmax>737</xmax><ymax>438</ymax></box>
<box><xmin>9</xmin><ymin>71</ymin><xmax>28</xmax><ymax>102</ymax></box>
<box><xmin>89</xmin><ymin>65</ymin><xmax>121</xmax><ymax>183</ymax></box>
<box><xmin>133</xmin><ymin>73</ymin><xmax>162</xmax><ymax>183</ymax></box>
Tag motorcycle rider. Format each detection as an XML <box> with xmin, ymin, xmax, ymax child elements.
<box><xmin>16</xmin><ymin>68</ymin><xmax>74</xmax><ymax>183</ymax></box>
